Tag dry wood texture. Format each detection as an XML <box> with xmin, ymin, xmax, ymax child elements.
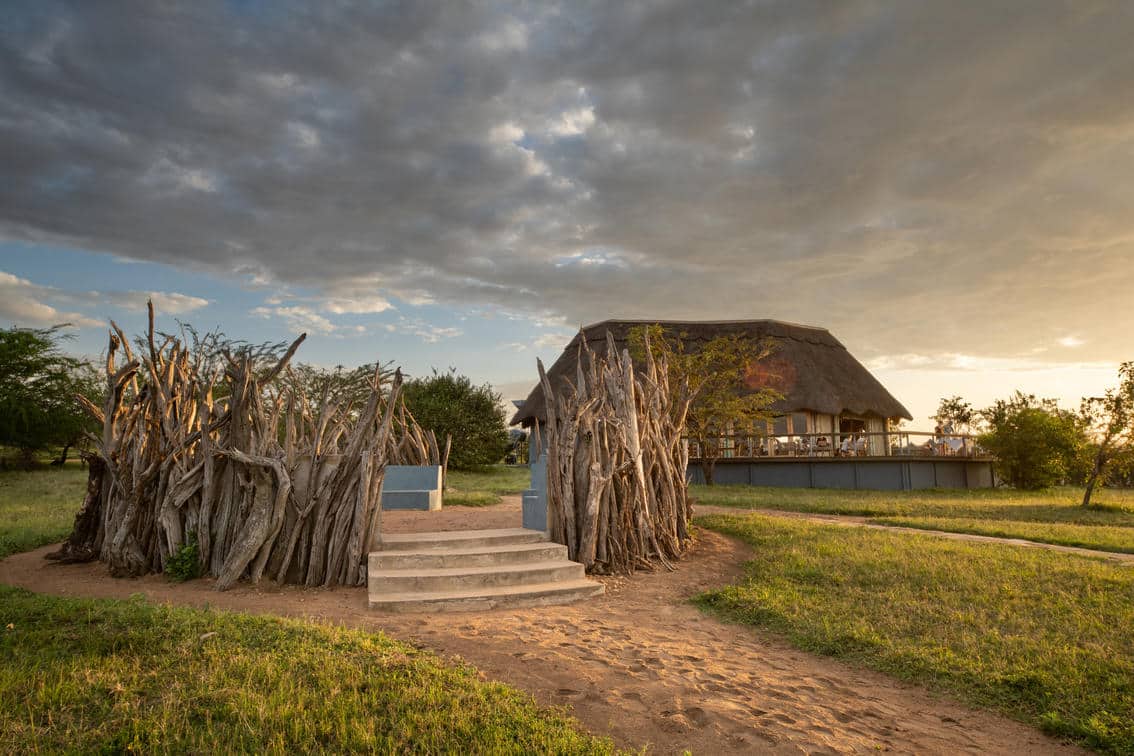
<box><xmin>538</xmin><ymin>331</ymin><xmax>695</xmax><ymax>574</ymax></box>
<box><xmin>54</xmin><ymin>304</ymin><xmax>441</xmax><ymax>590</ymax></box>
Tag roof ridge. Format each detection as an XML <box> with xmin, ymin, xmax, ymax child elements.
<box><xmin>579</xmin><ymin>318</ymin><xmax>832</xmax><ymax>332</ymax></box>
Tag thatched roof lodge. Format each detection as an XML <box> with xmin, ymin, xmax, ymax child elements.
<box><xmin>511</xmin><ymin>319</ymin><xmax>994</xmax><ymax>492</ymax></box>
<box><xmin>511</xmin><ymin>318</ymin><xmax>912</xmax><ymax>433</ymax></box>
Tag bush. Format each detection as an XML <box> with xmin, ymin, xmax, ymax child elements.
<box><xmin>980</xmin><ymin>392</ymin><xmax>1085</xmax><ymax>490</ymax></box>
<box><xmin>402</xmin><ymin>370</ymin><xmax>511</xmax><ymax>471</ymax></box>
<box><xmin>0</xmin><ymin>326</ymin><xmax>102</xmax><ymax>466</ymax></box>
<box><xmin>165</xmin><ymin>534</ymin><xmax>201</xmax><ymax>582</ymax></box>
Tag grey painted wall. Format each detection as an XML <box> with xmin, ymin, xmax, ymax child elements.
<box><xmin>687</xmin><ymin>458</ymin><xmax>996</xmax><ymax>490</ymax></box>
<box><xmin>523</xmin><ymin>429</ymin><xmax>549</xmax><ymax>531</ymax></box>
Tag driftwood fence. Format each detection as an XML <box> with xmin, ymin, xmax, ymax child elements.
<box><xmin>50</xmin><ymin>306</ymin><xmax>444</xmax><ymax>590</ymax></box>
<box><xmin>538</xmin><ymin>332</ymin><xmax>695</xmax><ymax>574</ymax></box>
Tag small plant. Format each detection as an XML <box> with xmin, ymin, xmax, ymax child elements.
<box><xmin>165</xmin><ymin>533</ymin><xmax>201</xmax><ymax>582</ymax></box>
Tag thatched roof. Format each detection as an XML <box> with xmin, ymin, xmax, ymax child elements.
<box><xmin>510</xmin><ymin>319</ymin><xmax>912</xmax><ymax>426</ymax></box>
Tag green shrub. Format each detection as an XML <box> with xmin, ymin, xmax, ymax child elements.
<box><xmin>980</xmin><ymin>392</ymin><xmax>1084</xmax><ymax>489</ymax></box>
<box><xmin>165</xmin><ymin>534</ymin><xmax>201</xmax><ymax>582</ymax></box>
<box><xmin>402</xmin><ymin>370</ymin><xmax>510</xmax><ymax>470</ymax></box>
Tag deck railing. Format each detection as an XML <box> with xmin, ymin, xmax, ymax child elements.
<box><xmin>686</xmin><ymin>431</ymin><xmax>987</xmax><ymax>460</ymax></box>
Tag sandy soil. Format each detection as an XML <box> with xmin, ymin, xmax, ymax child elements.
<box><xmin>1</xmin><ymin>497</ymin><xmax>1082</xmax><ymax>755</ymax></box>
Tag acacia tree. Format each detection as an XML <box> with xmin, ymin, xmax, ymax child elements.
<box><xmin>629</xmin><ymin>325</ymin><xmax>780</xmax><ymax>485</ymax></box>
<box><xmin>279</xmin><ymin>362</ymin><xmax>396</xmax><ymax>411</ymax></box>
<box><xmin>0</xmin><ymin>326</ymin><xmax>101</xmax><ymax>467</ymax></box>
<box><xmin>979</xmin><ymin>392</ymin><xmax>1084</xmax><ymax>490</ymax></box>
<box><xmin>1079</xmin><ymin>361</ymin><xmax>1134</xmax><ymax>507</ymax></box>
<box><xmin>933</xmin><ymin>395</ymin><xmax>978</xmax><ymax>432</ymax></box>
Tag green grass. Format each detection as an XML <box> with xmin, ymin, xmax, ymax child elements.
<box><xmin>692</xmin><ymin>484</ymin><xmax>1134</xmax><ymax>554</ymax></box>
<box><xmin>0</xmin><ymin>467</ymin><xmax>618</xmax><ymax>752</ymax></box>
<box><xmin>0</xmin><ymin>586</ymin><xmax>617</xmax><ymax>754</ymax></box>
<box><xmin>0</xmin><ymin>465</ymin><xmax>88</xmax><ymax>559</ymax></box>
<box><xmin>695</xmin><ymin>513</ymin><xmax>1134</xmax><ymax>754</ymax></box>
<box><xmin>692</xmin><ymin>483</ymin><xmax>1134</xmax><ymax>517</ymax></box>
<box><xmin>445</xmin><ymin>464</ymin><xmax>531</xmax><ymax>507</ymax></box>
<box><xmin>871</xmin><ymin>516</ymin><xmax>1134</xmax><ymax>554</ymax></box>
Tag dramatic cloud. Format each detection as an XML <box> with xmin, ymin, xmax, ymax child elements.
<box><xmin>0</xmin><ymin>268</ymin><xmax>210</xmax><ymax>329</ymax></box>
<box><xmin>252</xmin><ymin>305</ymin><xmax>338</xmax><ymax>336</ymax></box>
<box><xmin>2</xmin><ymin>1</ymin><xmax>1133</xmax><ymax>364</ymax></box>
<box><xmin>387</xmin><ymin>316</ymin><xmax>462</xmax><ymax>344</ymax></box>
<box><xmin>0</xmin><ymin>271</ymin><xmax>100</xmax><ymax>327</ymax></box>
<box><xmin>107</xmin><ymin>291</ymin><xmax>210</xmax><ymax>315</ymax></box>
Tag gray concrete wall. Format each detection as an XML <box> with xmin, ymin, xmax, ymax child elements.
<box><xmin>523</xmin><ymin>428</ymin><xmax>549</xmax><ymax>532</ymax></box>
<box><xmin>687</xmin><ymin>458</ymin><xmax>997</xmax><ymax>490</ymax></box>
<box><xmin>384</xmin><ymin>465</ymin><xmax>443</xmax><ymax>490</ymax></box>
<box><xmin>381</xmin><ymin>465</ymin><xmax>443</xmax><ymax>511</ymax></box>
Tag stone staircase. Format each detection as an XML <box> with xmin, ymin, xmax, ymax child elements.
<box><xmin>367</xmin><ymin>528</ymin><xmax>605</xmax><ymax>612</ymax></box>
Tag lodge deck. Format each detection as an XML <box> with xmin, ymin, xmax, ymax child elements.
<box><xmin>686</xmin><ymin>430</ymin><xmax>996</xmax><ymax>489</ymax></box>
<box><xmin>687</xmin><ymin>454</ymin><xmax>996</xmax><ymax>490</ymax></box>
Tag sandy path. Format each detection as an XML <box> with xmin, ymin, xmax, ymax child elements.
<box><xmin>1</xmin><ymin>497</ymin><xmax>1080</xmax><ymax>755</ymax></box>
<box><xmin>697</xmin><ymin>505</ymin><xmax>1134</xmax><ymax>566</ymax></box>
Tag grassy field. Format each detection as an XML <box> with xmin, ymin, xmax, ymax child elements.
<box><xmin>0</xmin><ymin>467</ymin><xmax>618</xmax><ymax>752</ymax></box>
<box><xmin>692</xmin><ymin>484</ymin><xmax>1134</xmax><ymax>554</ymax></box>
<box><xmin>445</xmin><ymin>464</ymin><xmax>531</xmax><ymax>507</ymax></box>
<box><xmin>0</xmin><ymin>465</ymin><xmax>88</xmax><ymax>559</ymax></box>
<box><xmin>870</xmin><ymin>516</ymin><xmax>1134</xmax><ymax>554</ymax></box>
<box><xmin>694</xmin><ymin>513</ymin><xmax>1134</xmax><ymax>754</ymax></box>
<box><xmin>0</xmin><ymin>586</ymin><xmax>616</xmax><ymax>754</ymax></box>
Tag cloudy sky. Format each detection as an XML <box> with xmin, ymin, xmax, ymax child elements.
<box><xmin>2</xmin><ymin>1</ymin><xmax>1132</xmax><ymax>423</ymax></box>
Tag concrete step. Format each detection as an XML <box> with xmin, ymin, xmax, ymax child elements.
<box><xmin>376</xmin><ymin>528</ymin><xmax>546</xmax><ymax>552</ymax></box>
<box><xmin>367</xmin><ymin>579</ymin><xmax>605</xmax><ymax>613</ymax></box>
<box><xmin>369</xmin><ymin>560</ymin><xmax>585</xmax><ymax>594</ymax></box>
<box><xmin>368</xmin><ymin>541</ymin><xmax>568</xmax><ymax>570</ymax></box>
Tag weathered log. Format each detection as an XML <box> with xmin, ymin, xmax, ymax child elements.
<box><xmin>540</xmin><ymin>330</ymin><xmax>695</xmax><ymax>574</ymax></box>
<box><xmin>54</xmin><ymin>304</ymin><xmax>408</xmax><ymax>590</ymax></box>
<box><xmin>44</xmin><ymin>454</ymin><xmax>106</xmax><ymax>564</ymax></box>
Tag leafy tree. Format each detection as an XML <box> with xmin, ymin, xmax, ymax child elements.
<box><xmin>629</xmin><ymin>325</ymin><xmax>781</xmax><ymax>485</ymax></box>
<box><xmin>402</xmin><ymin>369</ymin><xmax>510</xmax><ymax>470</ymax></box>
<box><xmin>1079</xmin><ymin>361</ymin><xmax>1134</xmax><ymax>507</ymax></box>
<box><xmin>0</xmin><ymin>326</ymin><xmax>102</xmax><ymax>467</ymax></box>
<box><xmin>933</xmin><ymin>395</ymin><xmax>978</xmax><ymax>433</ymax></box>
<box><xmin>979</xmin><ymin>392</ymin><xmax>1084</xmax><ymax>490</ymax></box>
<box><xmin>278</xmin><ymin>362</ymin><xmax>395</xmax><ymax>414</ymax></box>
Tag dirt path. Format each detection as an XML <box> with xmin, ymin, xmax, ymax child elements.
<box><xmin>1</xmin><ymin>497</ymin><xmax>1080</xmax><ymax>755</ymax></box>
<box><xmin>697</xmin><ymin>505</ymin><xmax>1134</xmax><ymax>566</ymax></box>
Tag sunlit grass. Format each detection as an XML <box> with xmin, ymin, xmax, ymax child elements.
<box><xmin>0</xmin><ymin>466</ymin><xmax>88</xmax><ymax>558</ymax></box>
<box><xmin>691</xmin><ymin>483</ymin><xmax>1134</xmax><ymax>517</ymax></box>
<box><xmin>691</xmin><ymin>484</ymin><xmax>1134</xmax><ymax>553</ymax></box>
<box><xmin>0</xmin><ymin>587</ymin><xmax>618</xmax><ymax>754</ymax></box>
<box><xmin>871</xmin><ymin>516</ymin><xmax>1134</xmax><ymax>554</ymax></box>
<box><xmin>695</xmin><ymin>513</ymin><xmax>1134</xmax><ymax>754</ymax></box>
<box><xmin>445</xmin><ymin>464</ymin><xmax>531</xmax><ymax>507</ymax></box>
